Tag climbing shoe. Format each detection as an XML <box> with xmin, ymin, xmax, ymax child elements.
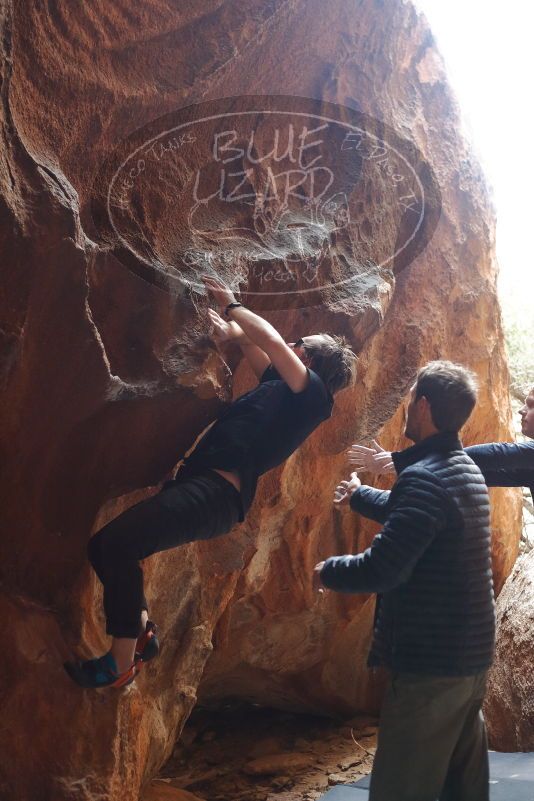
<box><xmin>135</xmin><ymin>620</ymin><xmax>159</xmax><ymax>665</ymax></box>
<box><xmin>64</xmin><ymin>651</ymin><xmax>137</xmax><ymax>689</ymax></box>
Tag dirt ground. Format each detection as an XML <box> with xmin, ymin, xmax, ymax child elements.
<box><xmin>153</xmin><ymin>702</ymin><xmax>378</xmax><ymax>801</ymax></box>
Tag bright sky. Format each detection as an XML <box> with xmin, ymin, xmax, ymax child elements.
<box><xmin>414</xmin><ymin>0</ymin><xmax>534</xmax><ymax>318</ymax></box>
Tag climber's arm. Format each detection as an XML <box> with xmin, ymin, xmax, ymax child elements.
<box><xmin>239</xmin><ymin>340</ymin><xmax>272</xmax><ymax>379</ymax></box>
<box><xmin>203</xmin><ymin>277</ymin><xmax>309</xmax><ymax>392</ymax></box>
<box><xmin>207</xmin><ymin>307</ymin><xmax>271</xmax><ymax>380</ymax></box>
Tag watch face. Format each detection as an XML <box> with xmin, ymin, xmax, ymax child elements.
<box><xmin>91</xmin><ymin>95</ymin><xmax>441</xmax><ymax>310</ymax></box>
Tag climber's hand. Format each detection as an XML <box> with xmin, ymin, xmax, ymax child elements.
<box><xmin>208</xmin><ymin>308</ymin><xmax>246</xmax><ymax>344</ymax></box>
<box><xmin>202</xmin><ymin>275</ymin><xmax>237</xmax><ymax>309</ymax></box>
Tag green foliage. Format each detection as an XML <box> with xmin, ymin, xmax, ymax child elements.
<box><xmin>504</xmin><ymin>319</ymin><xmax>534</xmax><ymax>399</ymax></box>
<box><xmin>502</xmin><ymin>300</ymin><xmax>534</xmax><ymax>400</ymax></box>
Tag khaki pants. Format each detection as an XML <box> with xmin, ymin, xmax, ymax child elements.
<box><xmin>369</xmin><ymin>671</ymin><xmax>489</xmax><ymax>801</ymax></box>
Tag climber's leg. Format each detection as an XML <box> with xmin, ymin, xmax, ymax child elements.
<box><xmin>65</xmin><ymin>470</ymin><xmax>241</xmax><ymax>688</ymax></box>
<box><xmin>90</xmin><ymin>469</ymin><xmax>242</xmax><ymax>637</ymax></box>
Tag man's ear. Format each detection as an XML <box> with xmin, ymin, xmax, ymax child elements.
<box><xmin>419</xmin><ymin>395</ymin><xmax>437</xmax><ymax>426</ymax></box>
<box><xmin>419</xmin><ymin>395</ymin><xmax>431</xmax><ymax>414</ymax></box>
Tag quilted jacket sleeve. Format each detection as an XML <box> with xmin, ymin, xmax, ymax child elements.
<box><xmin>466</xmin><ymin>442</ymin><xmax>534</xmax><ymax>488</ymax></box>
<box><xmin>350</xmin><ymin>485</ymin><xmax>391</xmax><ymax>524</ymax></box>
<box><xmin>321</xmin><ymin>467</ymin><xmax>448</xmax><ymax>594</ymax></box>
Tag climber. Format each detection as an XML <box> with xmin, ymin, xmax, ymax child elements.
<box><xmin>346</xmin><ymin>384</ymin><xmax>534</xmax><ymax>498</ymax></box>
<box><xmin>314</xmin><ymin>361</ymin><xmax>494</xmax><ymax>801</ymax></box>
<box><xmin>64</xmin><ymin>274</ymin><xmax>357</xmax><ymax>689</ymax></box>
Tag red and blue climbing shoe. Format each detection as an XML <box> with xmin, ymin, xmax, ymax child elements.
<box><xmin>135</xmin><ymin>620</ymin><xmax>159</xmax><ymax>666</ymax></box>
<box><xmin>64</xmin><ymin>651</ymin><xmax>137</xmax><ymax>689</ymax></box>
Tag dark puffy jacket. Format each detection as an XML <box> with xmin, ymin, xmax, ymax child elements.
<box><xmin>320</xmin><ymin>431</ymin><xmax>495</xmax><ymax>676</ymax></box>
<box><xmin>466</xmin><ymin>441</ymin><xmax>534</xmax><ymax>501</ymax></box>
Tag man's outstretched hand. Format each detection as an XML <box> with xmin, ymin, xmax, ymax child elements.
<box><xmin>333</xmin><ymin>471</ymin><xmax>361</xmax><ymax>505</ymax></box>
<box><xmin>202</xmin><ymin>275</ymin><xmax>238</xmax><ymax>309</ymax></box>
<box><xmin>315</xmin><ymin>470</ymin><xmax>362</xmax><ymax>594</ymax></box>
<box><xmin>347</xmin><ymin>439</ymin><xmax>395</xmax><ymax>474</ymax></box>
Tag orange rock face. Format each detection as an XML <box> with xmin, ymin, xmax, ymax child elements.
<box><xmin>0</xmin><ymin>0</ymin><xmax>521</xmax><ymax>799</ymax></box>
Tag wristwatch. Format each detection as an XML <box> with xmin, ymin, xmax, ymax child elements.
<box><xmin>225</xmin><ymin>301</ymin><xmax>243</xmax><ymax>317</ymax></box>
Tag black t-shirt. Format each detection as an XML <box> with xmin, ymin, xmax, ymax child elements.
<box><xmin>184</xmin><ymin>364</ymin><xmax>333</xmax><ymax>516</ymax></box>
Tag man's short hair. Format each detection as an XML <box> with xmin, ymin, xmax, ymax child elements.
<box><xmin>302</xmin><ymin>334</ymin><xmax>357</xmax><ymax>395</ymax></box>
<box><xmin>414</xmin><ymin>360</ymin><xmax>478</xmax><ymax>432</ymax></box>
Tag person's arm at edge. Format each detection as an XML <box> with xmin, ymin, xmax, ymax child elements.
<box><xmin>466</xmin><ymin>442</ymin><xmax>534</xmax><ymax>481</ymax></box>
<box><xmin>348</xmin><ymin>438</ymin><xmax>534</xmax><ymax>492</ymax></box>
<box><xmin>321</xmin><ymin>469</ymin><xmax>447</xmax><ymax>594</ymax></box>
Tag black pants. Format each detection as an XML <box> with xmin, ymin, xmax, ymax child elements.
<box><xmin>369</xmin><ymin>670</ymin><xmax>489</xmax><ymax>801</ymax></box>
<box><xmin>87</xmin><ymin>469</ymin><xmax>242</xmax><ymax>638</ymax></box>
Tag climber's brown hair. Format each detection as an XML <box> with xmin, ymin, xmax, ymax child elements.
<box><xmin>301</xmin><ymin>334</ymin><xmax>357</xmax><ymax>396</ymax></box>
